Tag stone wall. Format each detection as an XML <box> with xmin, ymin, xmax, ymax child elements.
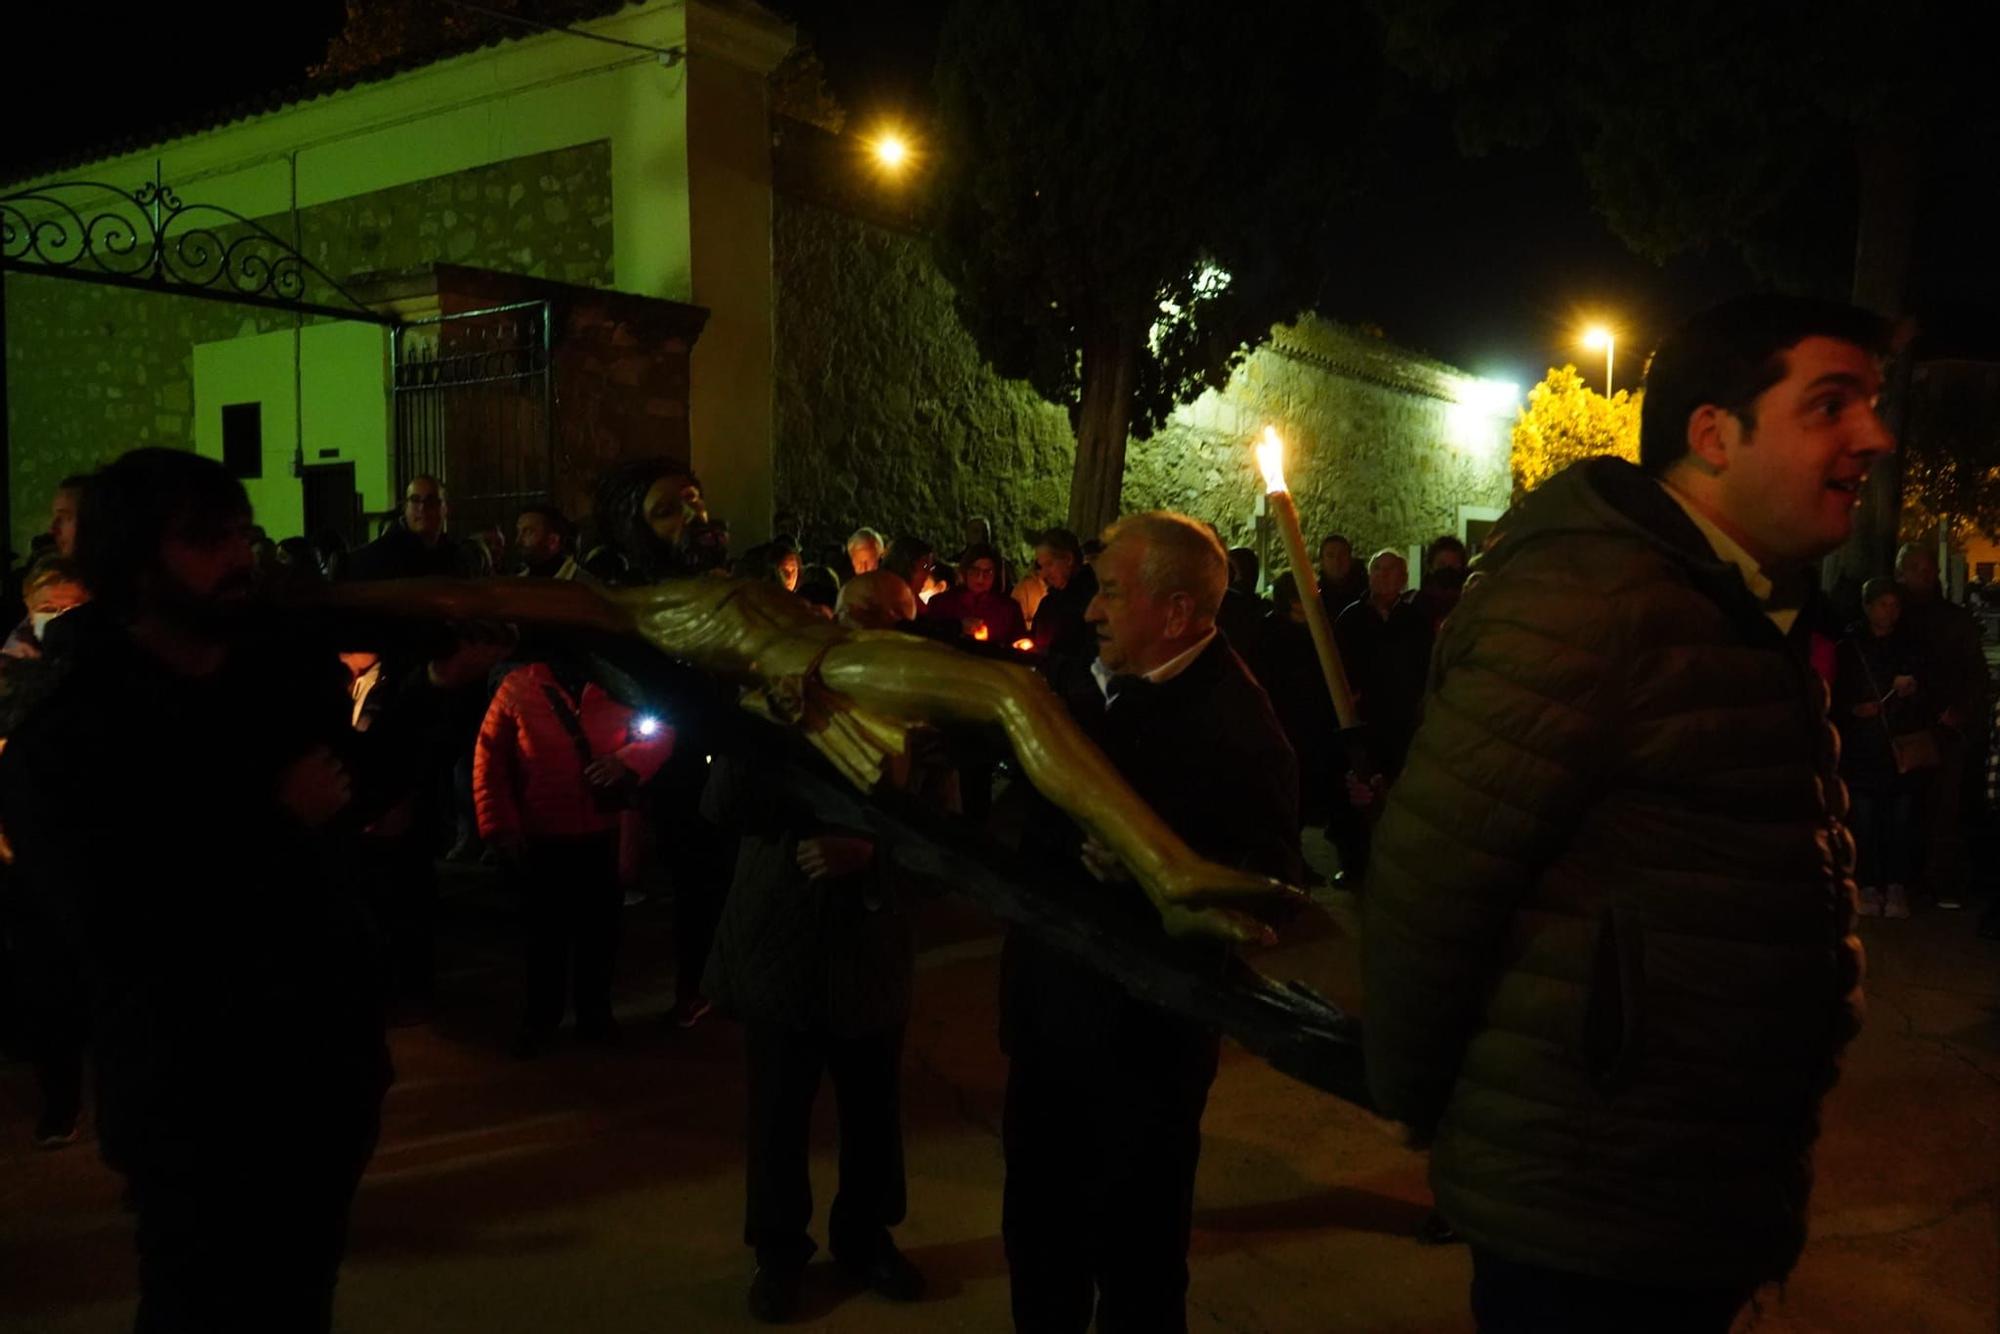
<box><xmin>6</xmin><ymin>268</ymin><xmax>239</xmax><ymax>543</ymax></box>
<box><xmin>771</xmin><ymin>195</ymin><xmax>1076</xmax><ymax>556</ymax></box>
<box><xmin>1127</xmin><ymin>323</ymin><xmax>1515</xmax><ymax>561</ymax></box>
<box><xmin>771</xmin><ymin>191</ymin><xmax>1511</xmax><ymax>569</ymax></box>
<box><xmin>5</xmin><ymin>141</ymin><xmax>613</xmax><ymax>544</ymax></box>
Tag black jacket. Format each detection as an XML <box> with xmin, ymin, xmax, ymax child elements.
<box><xmin>1318</xmin><ymin>565</ymin><xmax>1368</xmax><ymax>622</ymax></box>
<box><xmin>343</xmin><ymin>522</ymin><xmax>464</xmax><ymax>582</ymax></box>
<box><xmin>1029</xmin><ymin>564</ymin><xmax>1099</xmax><ymax>662</ymax></box>
<box><xmin>1834</xmin><ymin>626</ymin><xmax>1933</xmax><ymax>787</ymax></box>
<box><xmin>700</xmin><ymin>749</ymin><xmax>916</xmax><ymax>1037</ymax></box>
<box><xmin>0</xmin><ymin>611</ymin><xmax>426</xmax><ymax>1175</ymax></box>
<box><xmin>1248</xmin><ymin>612</ymin><xmax>1337</xmax><ymax>818</ymax></box>
<box><xmin>1001</xmin><ymin>633</ymin><xmax>1301</xmax><ymax>1054</ymax></box>
<box><xmin>1333</xmin><ymin>594</ymin><xmax>1435</xmax><ymax>771</ymax></box>
<box><xmin>1215</xmin><ymin>587</ymin><xmax>1269</xmax><ymax>655</ymax></box>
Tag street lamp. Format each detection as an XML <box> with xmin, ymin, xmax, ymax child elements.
<box><xmin>871</xmin><ymin>129</ymin><xmax>911</xmax><ymax>172</ymax></box>
<box><xmin>1581</xmin><ymin>325</ymin><xmax>1615</xmax><ymax>396</ymax></box>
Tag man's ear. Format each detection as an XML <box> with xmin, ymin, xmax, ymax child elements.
<box><xmin>1684</xmin><ymin>405</ymin><xmax>1738</xmax><ymax>475</ymax></box>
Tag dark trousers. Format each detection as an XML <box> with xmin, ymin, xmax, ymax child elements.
<box><xmin>1851</xmin><ymin>784</ymin><xmax>1920</xmax><ymax>887</ymax></box>
<box><xmin>358</xmin><ymin>835</ymin><xmax>437</xmax><ymax>1006</ymax></box>
<box><xmin>520</xmin><ymin>834</ymin><xmax>620</xmax><ymax>1033</ymax></box>
<box><xmin>128</xmin><ymin>1115</ymin><xmax>379</xmax><ymax>1334</ymax></box>
<box><xmin>671</xmin><ymin>818</ymin><xmax>731</xmax><ymax>1007</ymax></box>
<box><xmin>1470</xmin><ymin>1247</ymin><xmax>1753</xmax><ymax>1334</ymax></box>
<box><xmin>9</xmin><ymin>919</ymin><xmax>86</xmax><ymax>1124</ymax></box>
<box><xmin>1922</xmin><ymin>732</ymin><xmax>1971</xmax><ymax>898</ymax></box>
<box><xmin>743</xmin><ymin>1021</ymin><xmax>907</xmax><ymax>1264</ymax></box>
<box><xmin>1002</xmin><ymin>1023</ymin><xmax>1219</xmax><ymax>1334</ymax></box>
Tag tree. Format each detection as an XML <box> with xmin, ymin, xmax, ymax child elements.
<box><xmin>931</xmin><ymin>0</ymin><xmax>1388</xmax><ymax>536</ymax></box>
<box><xmin>1897</xmin><ymin>361</ymin><xmax>2000</xmax><ymax>547</ymax></box>
<box><xmin>314</xmin><ymin>0</ymin><xmax>610</xmax><ymax>80</ymax></box>
<box><xmin>1510</xmin><ymin>366</ymin><xmax>1640</xmax><ymax>497</ymax></box>
<box><xmin>1373</xmin><ymin>0</ymin><xmax>2000</xmax><ymax>580</ymax></box>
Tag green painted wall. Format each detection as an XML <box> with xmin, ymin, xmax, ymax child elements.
<box><xmin>771</xmin><ymin>193</ymin><xmax>1513</xmax><ymax>565</ymax></box>
<box><xmin>5</xmin><ymin>141</ymin><xmax>612</xmax><ymax>544</ymax></box>
<box><xmin>191</xmin><ymin>323</ymin><xmax>391</xmax><ymax>541</ymax></box>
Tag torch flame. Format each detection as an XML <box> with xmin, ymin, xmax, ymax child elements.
<box><xmin>1256</xmin><ymin>425</ymin><xmax>1288</xmax><ymax>494</ymax></box>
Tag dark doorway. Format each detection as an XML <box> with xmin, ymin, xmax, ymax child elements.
<box><xmin>302</xmin><ymin>462</ymin><xmax>360</xmax><ymax>551</ymax></box>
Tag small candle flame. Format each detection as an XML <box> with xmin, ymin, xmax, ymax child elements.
<box><xmin>971</xmin><ymin>623</ymin><xmax>990</xmax><ymax>641</ymax></box>
<box><xmin>1012</xmin><ymin>637</ymin><xmax>1037</xmax><ymax>652</ymax></box>
<box><xmin>1256</xmin><ymin>426</ymin><xmax>1287</xmax><ymax>494</ymax></box>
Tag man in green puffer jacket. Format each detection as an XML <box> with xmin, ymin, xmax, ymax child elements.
<box><xmin>1365</xmin><ymin>295</ymin><xmax>1892</xmax><ymax>1333</ymax></box>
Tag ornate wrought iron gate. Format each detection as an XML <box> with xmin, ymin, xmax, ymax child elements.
<box><xmin>391</xmin><ymin>301</ymin><xmax>553</xmax><ymax>541</ymax></box>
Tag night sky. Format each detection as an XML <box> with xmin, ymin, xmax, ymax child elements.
<box><xmin>6</xmin><ymin>1</ymin><xmax>1986</xmax><ymax>385</ymax></box>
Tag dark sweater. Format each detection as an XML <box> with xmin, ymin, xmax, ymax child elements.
<box><xmin>1002</xmin><ymin>633</ymin><xmax>1301</xmax><ymax>1054</ymax></box>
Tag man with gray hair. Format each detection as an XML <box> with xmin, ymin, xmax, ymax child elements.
<box><xmin>844</xmin><ymin>528</ymin><xmax>885</xmax><ymax>578</ymax></box>
<box><xmin>1002</xmin><ymin>509</ymin><xmax>1301</xmax><ymax>1333</ymax></box>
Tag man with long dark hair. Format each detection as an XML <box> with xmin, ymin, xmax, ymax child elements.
<box><xmin>0</xmin><ymin>448</ymin><xmax>499</xmax><ymax>1332</ymax></box>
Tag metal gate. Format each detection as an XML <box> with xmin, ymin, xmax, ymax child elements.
<box><xmin>392</xmin><ymin>301</ymin><xmax>552</xmax><ymax>540</ymax></box>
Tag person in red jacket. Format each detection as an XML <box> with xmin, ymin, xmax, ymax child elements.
<box><xmin>475</xmin><ymin>657</ymin><xmax>672</xmax><ymax>1054</ymax></box>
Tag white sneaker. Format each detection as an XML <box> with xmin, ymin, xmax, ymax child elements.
<box><xmin>1857</xmin><ymin>885</ymin><xmax>1883</xmax><ymax>917</ymax></box>
<box><xmin>1884</xmin><ymin>885</ymin><xmax>1911</xmax><ymax>920</ymax></box>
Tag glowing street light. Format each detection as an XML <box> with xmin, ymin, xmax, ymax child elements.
<box><xmin>871</xmin><ymin>130</ymin><xmax>911</xmax><ymax>172</ymax></box>
<box><xmin>1581</xmin><ymin>325</ymin><xmax>1615</xmax><ymax>396</ymax></box>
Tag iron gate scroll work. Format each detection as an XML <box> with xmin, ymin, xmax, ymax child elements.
<box><xmin>392</xmin><ymin>302</ymin><xmax>554</xmax><ymax>541</ymax></box>
<box><xmin>0</xmin><ymin>168</ymin><xmax>396</xmax><ymax>326</ymax></box>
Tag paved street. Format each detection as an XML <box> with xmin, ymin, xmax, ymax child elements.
<box><xmin>3</xmin><ymin>859</ymin><xmax>1996</xmax><ymax>1333</ymax></box>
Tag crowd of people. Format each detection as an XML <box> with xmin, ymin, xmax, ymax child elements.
<box><xmin>0</xmin><ymin>294</ymin><xmax>1993</xmax><ymax>1333</ymax></box>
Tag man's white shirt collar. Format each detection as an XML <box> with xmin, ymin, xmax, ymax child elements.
<box><xmin>1658</xmin><ymin>480</ymin><xmax>1797</xmax><ymax>634</ymax></box>
<box><xmin>1092</xmin><ymin>627</ymin><xmax>1218</xmax><ymax>701</ymax></box>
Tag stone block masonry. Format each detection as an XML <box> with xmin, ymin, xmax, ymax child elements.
<box><xmin>771</xmin><ymin>191</ymin><xmax>1510</xmax><ymax>571</ymax></box>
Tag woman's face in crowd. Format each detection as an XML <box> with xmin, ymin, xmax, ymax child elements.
<box><xmin>966</xmin><ymin>557</ymin><xmax>998</xmax><ymax>596</ymax></box>
<box><xmin>777</xmin><ymin>552</ymin><xmax>801</xmax><ymax>591</ymax></box>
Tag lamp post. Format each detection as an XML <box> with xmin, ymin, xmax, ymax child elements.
<box><xmin>1255</xmin><ymin>426</ymin><xmax>1359</xmax><ymax>730</ymax></box>
<box><xmin>1582</xmin><ymin>325</ymin><xmax>1615</xmax><ymax>396</ymax></box>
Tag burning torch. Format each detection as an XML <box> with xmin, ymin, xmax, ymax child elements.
<box><xmin>1256</xmin><ymin>426</ymin><xmax>1378</xmax><ymax>797</ymax></box>
<box><xmin>1256</xmin><ymin>426</ymin><xmax>1359</xmax><ymax>729</ymax></box>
